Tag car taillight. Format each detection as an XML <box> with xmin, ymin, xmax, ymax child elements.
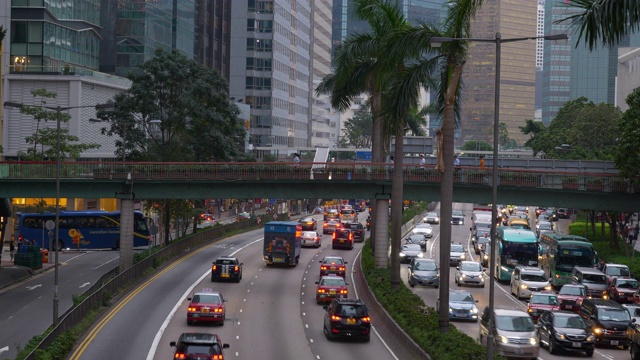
<box><xmin>212</xmin><ymin>355</ymin><xmax>223</xmax><ymax>360</ymax></box>
<box><xmin>339</xmin><ymin>266</ymin><xmax>345</xmax><ymax>271</ymax></box>
<box><xmin>234</xmin><ymin>266</ymin><xmax>239</xmax><ymax>271</ymax></box>
<box><xmin>188</xmin><ymin>306</ymin><xmax>197</xmax><ymax>312</ymax></box>
<box><xmin>340</xmin><ymin>289</ymin><xmax>348</xmax><ymax>294</ymax></box>
<box><xmin>174</xmin><ymin>353</ymin><xmax>187</xmax><ymax>359</ymax></box>
<box><xmin>331</xmin><ymin>315</ymin><xmax>341</xmax><ymax>321</ymax></box>
<box><xmin>361</xmin><ymin>316</ymin><xmax>371</xmax><ymax>323</ymax></box>
<box><xmin>320</xmin><ymin>266</ymin><xmax>328</xmax><ymax>270</ymax></box>
<box><xmin>214</xmin><ymin>308</ymin><xmax>223</xmax><ymax>313</ymax></box>
<box><xmin>317</xmin><ymin>289</ymin><xmax>326</xmax><ymax>294</ymax></box>
<box><xmin>349</xmin><ymin>233</ymin><xmax>353</xmax><ymax>241</ymax></box>
<box><xmin>527</xmin><ymin>307</ymin><xmax>533</xmax><ymax>313</ymax></box>
<box><xmin>332</xmin><ymin>232</ymin><xmax>336</xmax><ymax>240</ymax></box>
<box><xmin>323</xmin><ymin>223</ymin><xmax>327</xmax><ymax>227</ymax></box>
<box><xmin>212</xmin><ymin>265</ymin><xmax>217</xmax><ymax>271</ymax></box>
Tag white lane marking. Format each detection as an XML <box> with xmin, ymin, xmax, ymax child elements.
<box><xmin>305</xmin><ymin>324</ymin><xmax>309</xmax><ymax>328</ymax></box>
<box><xmin>429</xmin><ymin>233</ymin><xmax>440</xmax><ymax>259</ymax></box>
<box><xmin>595</xmin><ymin>351</ymin><xmax>614</xmax><ymax>360</ymax></box>
<box><xmin>0</xmin><ymin>346</ymin><xmax>8</xmax><ymax>355</ymax></box>
<box><xmin>145</xmin><ymin>237</ymin><xmax>263</xmax><ymax>360</ymax></box>
<box><xmin>352</xmin><ymin>249</ymin><xmax>400</xmax><ymax>360</ymax></box>
<box><xmin>92</xmin><ymin>256</ymin><xmax>118</xmax><ymax>269</ymax></box>
<box><xmin>310</xmin><ymin>338</ymin><xmax>314</xmax><ymax>343</ymax></box>
<box><xmin>79</xmin><ymin>282</ymin><xmax>91</xmax><ymax>288</ymax></box>
<box><xmin>26</xmin><ymin>284</ymin><xmax>42</xmax><ymax>290</ymax></box>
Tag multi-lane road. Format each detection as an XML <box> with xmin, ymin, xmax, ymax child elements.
<box><xmin>0</xmin><ymin>205</ymin><xmax>630</xmax><ymax>360</ymax></box>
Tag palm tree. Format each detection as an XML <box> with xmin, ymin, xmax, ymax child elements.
<box><xmin>316</xmin><ymin>0</ymin><xmax>408</xmax><ymax>267</ymax></box>
<box><xmin>562</xmin><ymin>0</ymin><xmax>640</xmax><ymax>50</ymax></box>
<box><xmin>386</xmin><ymin>0</ymin><xmax>484</xmax><ymax>331</ymax></box>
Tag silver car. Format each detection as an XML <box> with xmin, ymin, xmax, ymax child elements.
<box><xmin>412</xmin><ymin>223</ymin><xmax>433</xmax><ymax>238</ymax></box>
<box><xmin>449</xmin><ymin>243</ymin><xmax>467</xmax><ymax>266</ymax></box>
<box><xmin>407</xmin><ymin>258</ymin><xmax>439</xmax><ymax>287</ymax></box>
<box><xmin>423</xmin><ymin>212</ymin><xmax>440</xmax><ymax>224</ymax></box>
<box><xmin>480</xmin><ymin>308</ymin><xmax>539</xmax><ymax>359</ymax></box>
<box><xmin>400</xmin><ymin>243</ymin><xmax>423</xmax><ymax>264</ymax></box>
<box><xmin>455</xmin><ymin>261</ymin><xmax>485</xmax><ymax>287</ymax></box>
<box><xmin>301</xmin><ymin>231</ymin><xmax>321</xmax><ymax>248</ymax></box>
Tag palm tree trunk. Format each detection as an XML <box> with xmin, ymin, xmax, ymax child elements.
<box><xmin>371</xmin><ymin>89</ymin><xmax>385</xmax><ymax>264</ymax></box>
<box><xmin>438</xmin><ymin>63</ymin><xmax>464</xmax><ymax>333</ymax></box>
<box><xmin>390</xmin><ymin>126</ymin><xmax>404</xmax><ymax>288</ymax></box>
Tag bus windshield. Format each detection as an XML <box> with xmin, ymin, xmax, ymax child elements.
<box><xmin>501</xmin><ymin>242</ymin><xmax>538</xmax><ymax>268</ymax></box>
<box><xmin>556</xmin><ymin>246</ymin><xmax>595</xmax><ymax>271</ymax></box>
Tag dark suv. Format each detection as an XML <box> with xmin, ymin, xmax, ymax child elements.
<box><xmin>579</xmin><ymin>298</ymin><xmax>631</xmax><ymax>348</ymax></box>
<box><xmin>343</xmin><ymin>222</ymin><xmax>365</xmax><ymax>242</ymax></box>
<box><xmin>323</xmin><ymin>298</ymin><xmax>371</xmax><ymax>341</ymax></box>
<box><xmin>332</xmin><ymin>229</ymin><xmax>354</xmax><ymax>250</ymax></box>
<box><xmin>169</xmin><ymin>333</ymin><xmax>230</xmax><ymax>360</ymax></box>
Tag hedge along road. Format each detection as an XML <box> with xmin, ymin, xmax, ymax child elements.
<box><xmin>403</xmin><ymin>202</ymin><xmax>621</xmax><ymax>360</ymax></box>
<box><xmin>69</xmin><ymin>214</ymin><xmax>401</xmax><ymax>360</ymax></box>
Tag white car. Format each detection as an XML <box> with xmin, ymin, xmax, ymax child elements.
<box><xmin>301</xmin><ymin>231</ymin><xmax>321</xmax><ymax>248</ymax></box>
<box><xmin>413</xmin><ymin>223</ymin><xmax>433</xmax><ymax>238</ymax></box>
<box><xmin>423</xmin><ymin>212</ymin><xmax>440</xmax><ymax>224</ymax></box>
<box><xmin>510</xmin><ymin>266</ymin><xmax>552</xmax><ymax>300</ymax></box>
<box><xmin>455</xmin><ymin>261</ymin><xmax>485</xmax><ymax>287</ymax></box>
<box><xmin>400</xmin><ymin>244</ymin><xmax>423</xmax><ymax>264</ymax></box>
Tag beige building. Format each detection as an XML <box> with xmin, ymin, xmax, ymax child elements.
<box><xmin>462</xmin><ymin>0</ymin><xmax>538</xmax><ymax>146</ymax></box>
<box><xmin>309</xmin><ymin>1</ymin><xmax>333</xmax><ymax>148</ymax></box>
<box><xmin>616</xmin><ymin>47</ymin><xmax>640</xmax><ymax>112</ymax></box>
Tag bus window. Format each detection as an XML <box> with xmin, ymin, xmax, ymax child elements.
<box><xmin>24</xmin><ymin>217</ymin><xmax>43</xmax><ymax>229</ymax></box>
<box><xmin>58</xmin><ymin>218</ymin><xmax>74</xmax><ymax>228</ymax></box>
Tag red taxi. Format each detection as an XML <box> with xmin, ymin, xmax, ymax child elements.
<box><xmin>187</xmin><ymin>289</ymin><xmax>226</xmax><ymax>326</ymax></box>
<box><xmin>316</xmin><ymin>275</ymin><xmax>349</xmax><ymax>304</ymax></box>
<box><xmin>527</xmin><ymin>291</ymin><xmax>560</xmax><ymax>323</ymax></box>
<box><xmin>557</xmin><ymin>284</ymin><xmax>588</xmax><ymax>312</ymax></box>
<box><xmin>319</xmin><ymin>256</ymin><xmax>347</xmax><ymax>278</ymax></box>
<box><xmin>608</xmin><ymin>277</ymin><xmax>640</xmax><ymax>304</ymax></box>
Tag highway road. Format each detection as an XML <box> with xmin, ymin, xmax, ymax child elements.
<box><xmin>402</xmin><ymin>203</ymin><xmax>623</xmax><ymax>360</ymax></box>
<box><xmin>68</xmin><ymin>212</ymin><xmax>400</xmax><ymax>360</ymax></box>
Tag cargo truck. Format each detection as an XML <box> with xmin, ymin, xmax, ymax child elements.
<box><xmin>263</xmin><ymin>221</ymin><xmax>302</xmax><ymax>266</ymax></box>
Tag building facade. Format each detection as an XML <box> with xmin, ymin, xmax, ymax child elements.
<box><xmin>309</xmin><ymin>0</ymin><xmax>333</xmax><ymax>148</ymax></box>
<box><xmin>616</xmin><ymin>47</ymin><xmax>640</xmax><ymax>112</ymax></box>
<box><xmin>195</xmin><ymin>0</ymin><xmax>231</xmax><ymax>81</ymax></box>
<box><xmin>462</xmin><ymin>0</ymin><xmax>537</xmax><ymax>145</ymax></box>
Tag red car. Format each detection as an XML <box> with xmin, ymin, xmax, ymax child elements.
<box><xmin>527</xmin><ymin>291</ymin><xmax>560</xmax><ymax>323</ymax></box>
<box><xmin>315</xmin><ymin>275</ymin><xmax>349</xmax><ymax>304</ymax></box>
<box><xmin>608</xmin><ymin>277</ymin><xmax>640</xmax><ymax>304</ymax></box>
<box><xmin>557</xmin><ymin>284</ymin><xmax>588</xmax><ymax>312</ymax></box>
<box><xmin>187</xmin><ymin>289</ymin><xmax>226</xmax><ymax>325</ymax></box>
<box><xmin>319</xmin><ymin>256</ymin><xmax>347</xmax><ymax>278</ymax></box>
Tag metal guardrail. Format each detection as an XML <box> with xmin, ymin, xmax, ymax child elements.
<box><xmin>23</xmin><ymin>219</ymin><xmax>259</xmax><ymax>360</ymax></box>
<box><xmin>0</xmin><ymin>162</ymin><xmax>637</xmax><ymax>194</ymax></box>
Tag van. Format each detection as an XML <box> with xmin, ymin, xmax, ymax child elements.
<box><xmin>339</xmin><ymin>208</ymin><xmax>357</xmax><ymax>223</ymax></box>
<box><xmin>572</xmin><ymin>267</ymin><xmax>609</xmax><ymax>299</ymax></box>
<box><xmin>579</xmin><ymin>298</ymin><xmax>630</xmax><ymax>348</ymax></box>
<box><xmin>479</xmin><ymin>307</ymin><xmax>539</xmax><ymax>359</ymax></box>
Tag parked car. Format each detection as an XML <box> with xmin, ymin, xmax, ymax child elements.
<box><xmin>536</xmin><ymin>310</ymin><xmax>595</xmax><ymax>356</ymax></box>
<box><xmin>407</xmin><ymin>258</ymin><xmax>439</xmax><ymax>288</ymax></box>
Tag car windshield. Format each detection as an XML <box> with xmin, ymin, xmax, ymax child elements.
<box><xmin>556</xmin><ymin>247</ymin><xmax>596</xmax><ymax>271</ymax></box>
<box><xmin>453</xmin><ymin>211</ymin><xmax>463</xmax><ymax>217</ymax></box>
<box><xmin>607</xmin><ymin>266</ymin><xmax>631</xmax><ymax>277</ymax></box>
<box><xmin>321</xmin><ymin>278</ymin><xmax>345</xmax><ymax>286</ymax></box>
<box><xmin>559</xmin><ymin>286</ymin><xmax>586</xmax><ymax>296</ymax></box>
<box><xmin>450</xmin><ymin>291</ymin><xmax>474</xmax><ymax>302</ymax></box>
<box><xmin>216</xmin><ymin>259</ymin><xmax>235</xmax><ymax>265</ymax></box>
<box><xmin>323</xmin><ymin>258</ymin><xmax>344</xmax><ymax>265</ymax></box>
<box><xmin>583</xmin><ymin>273</ymin><xmax>607</xmax><ymax>284</ymax></box>
<box><xmin>539</xmin><ymin>224</ymin><xmax>552</xmax><ymax>230</ymax></box>
<box><xmin>427</xmin><ymin>213</ymin><xmax>438</xmax><ymax>218</ymax></box>
<box><xmin>495</xmin><ymin>315</ymin><xmax>535</xmax><ymax>332</ymax></box>
<box><xmin>414</xmin><ymin>261</ymin><xmax>437</xmax><ymax>271</ymax></box>
<box><xmin>478</xmin><ymin>238</ymin><xmax>490</xmax><ymax>245</ymax></box>
<box><xmin>337</xmin><ymin>305</ymin><xmax>367</xmax><ymax>316</ymax></box>
<box><xmin>617</xmin><ymin>279</ymin><xmax>639</xmax><ymax>289</ymax></box>
<box><xmin>403</xmin><ymin>244</ymin><xmax>422</xmax><ymax>251</ymax></box>
<box><xmin>476</xmin><ymin>222</ymin><xmax>491</xmax><ymax>230</ymax></box>
<box><xmin>451</xmin><ymin>244</ymin><xmax>464</xmax><ymax>252</ymax></box>
<box><xmin>301</xmin><ymin>218</ymin><xmax>314</xmax><ymax>222</ymax></box>
<box><xmin>521</xmin><ymin>273</ymin><xmax>547</xmax><ymax>282</ymax></box>
<box><xmin>408</xmin><ymin>235</ymin><xmax>424</xmax><ymax>242</ymax></box>
<box><xmin>530</xmin><ymin>294</ymin><xmax>558</xmax><ymax>305</ymax></box>
<box><xmin>461</xmin><ymin>262</ymin><xmax>482</xmax><ymax>272</ymax></box>
<box><xmin>554</xmin><ymin>315</ymin><xmax>587</xmax><ymax>329</ymax></box>
<box><xmin>192</xmin><ymin>294</ymin><xmax>221</xmax><ymax>304</ymax></box>
<box><xmin>598</xmin><ymin>309</ymin><xmax>631</xmax><ymax>322</ymax></box>
<box><xmin>417</xmin><ymin>224</ymin><xmax>432</xmax><ymax>229</ymax></box>
<box><xmin>184</xmin><ymin>344</ymin><xmax>220</xmax><ymax>355</ymax></box>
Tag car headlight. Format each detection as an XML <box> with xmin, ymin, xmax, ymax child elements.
<box><xmin>483</xmin><ymin>254</ymin><xmax>488</xmax><ymax>260</ymax></box>
<box><xmin>448</xmin><ymin>307</ymin><xmax>453</xmax><ymax>313</ymax></box>
<box><xmin>499</xmin><ymin>335</ymin><xmax>509</xmax><ymax>344</ymax></box>
<box><xmin>471</xmin><ymin>306</ymin><xmax>478</xmax><ymax>314</ymax></box>
<box><xmin>417</xmin><ymin>253</ymin><xmax>424</xmax><ymax>257</ymax></box>
<box><xmin>480</xmin><ymin>276</ymin><xmax>485</xmax><ymax>282</ymax></box>
<box><xmin>400</xmin><ymin>253</ymin><xmax>406</xmax><ymax>257</ymax></box>
<box><xmin>587</xmin><ymin>334</ymin><xmax>595</xmax><ymax>342</ymax></box>
<box><xmin>520</xmin><ymin>284</ymin><xmax>528</xmax><ymax>289</ymax></box>
<box><xmin>529</xmin><ymin>337</ymin><xmax>538</xmax><ymax>345</ymax></box>
<box><xmin>461</xmin><ymin>273</ymin><xmax>466</xmax><ymax>278</ymax></box>
<box><xmin>460</xmin><ymin>254</ymin><xmax>466</xmax><ymax>259</ymax></box>
<box><xmin>593</xmin><ymin>327</ymin><xmax>603</xmax><ymax>335</ymax></box>
<box><xmin>555</xmin><ymin>332</ymin><xmax>566</xmax><ymax>340</ymax></box>
<box><xmin>545</xmin><ymin>285</ymin><xmax>552</xmax><ymax>290</ymax></box>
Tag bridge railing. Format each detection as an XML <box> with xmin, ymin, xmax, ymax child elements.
<box><xmin>0</xmin><ymin>161</ymin><xmax>638</xmax><ymax>193</ymax></box>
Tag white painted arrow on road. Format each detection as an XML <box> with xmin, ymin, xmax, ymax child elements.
<box><xmin>79</xmin><ymin>282</ymin><xmax>90</xmax><ymax>288</ymax></box>
<box><xmin>0</xmin><ymin>346</ymin><xmax>9</xmax><ymax>355</ymax></box>
<box><xmin>26</xmin><ymin>284</ymin><xmax>42</xmax><ymax>290</ymax></box>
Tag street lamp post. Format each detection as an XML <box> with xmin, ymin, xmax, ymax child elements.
<box><xmin>4</xmin><ymin>100</ymin><xmax>113</xmax><ymax>326</ymax></box>
<box><xmin>431</xmin><ymin>32</ymin><xmax>567</xmax><ymax>359</ymax></box>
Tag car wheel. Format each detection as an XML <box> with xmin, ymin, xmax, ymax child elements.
<box><xmin>324</xmin><ymin>325</ymin><xmax>334</xmax><ymax>341</ymax></box>
<box><xmin>585</xmin><ymin>349</ymin><xmax>594</xmax><ymax>357</ymax></box>
<box><xmin>624</xmin><ymin>344</ymin><xmax>630</xmax><ymax>350</ymax></box>
<box><xmin>187</xmin><ymin>319</ymin><xmax>193</xmax><ymax>325</ymax></box>
<box><xmin>631</xmin><ymin>343</ymin><xmax>640</xmax><ymax>360</ymax></box>
<box><xmin>211</xmin><ymin>276</ymin><xmax>216</xmax><ymax>282</ymax></box>
<box><xmin>236</xmin><ymin>276</ymin><xmax>241</xmax><ymax>283</ymax></box>
<box><xmin>363</xmin><ymin>335</ymin><xmax>370</xmax><ymax>342</ymax></box>
<box><xmin>548</xmin><ymin>337</ymin><xmax>556</xmax><ymax>354</ymax></box>
<box><xmin>481</xmin><ymin>284</ymin><xmax>485</xmax><ymax>288</ymax></box>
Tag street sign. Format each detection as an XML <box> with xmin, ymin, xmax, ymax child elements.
<box><xmin>356</xmin><ymin>151</ymin><xmax>372</xmax><ymax>161</ymax></box>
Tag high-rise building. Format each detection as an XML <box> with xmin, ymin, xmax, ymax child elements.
<box><xmin>310</xmin><ymin>1</ymin><xmax>333</xmax><ymax>147</ymax></box>
<box><xmin>534</xmin><ymin>0</ymin><xmax>545</xmax><ymax>110</ymax></box>
<box><xmin>462</xmin><ymin>0</ymin><xmax>537</xmax><ymax>145</ymax></box>
<box><xmin>229</xmin><ymin>0</ymin><xmax>312</xmax><ymax>150</ymax></box>
<box><xmin>195</xmin><ymin>0</ymin><xmax>231</xmax><ymax>81</ymax></box>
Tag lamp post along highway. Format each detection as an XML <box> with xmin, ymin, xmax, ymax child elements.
<box><xmin>430</xmin><ymin>32</ymin><xmax>567</xmax><ymax>359</ymax></box>
<box><xmin>4</xmin><ymin>100</ymin><xmax>114</xmax><ymax>326</ymax></box>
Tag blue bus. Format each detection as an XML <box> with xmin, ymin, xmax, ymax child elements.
<box><xmin>494</xmin><ymin>227</ymin><xmax>539</xmax><ymax>281</ymax></box>
<box><xmin>538</xmin><ymin>233</ymin><xmax>598</xmax><ymax>287</ymax></box>
<box><xmin>13</xmin><ymin>211</ymin><xmax>151</xmax><ymax>250</ymax></box>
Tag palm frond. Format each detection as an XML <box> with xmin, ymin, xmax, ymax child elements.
<box><xmin>444</xmin><ymin>0</ymin><xmax>485</xmax><ymax>39</ymax></box>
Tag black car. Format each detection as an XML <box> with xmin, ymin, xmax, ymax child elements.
<box><xmin>405</xmin><ymin>234</ymin><xmax>427</xmax><ymax>252</ymax></box>
<box><xmin>332</xmin><ymin>229</ymin><xmax>354</xmax><ymax>250</ymax></box>
<box><xmin>556</xmin><ymin>208</ymin><xmax>570</xmax><ymax>219</ymax></box>
<box><xmin>170</xmin><ymin>333</ymin><xmax>230</xmax><ymax>360</ymax></box>
<box><xmin>343</xmin><ymin>222</ymin><xmax>365</xmax><ymax>242</ymax></box>
<box><xmin>211</xmin><ymin>257</ymin><xmax>242</xmax><ymax>282</ymax></box>
<box><xmin>323</xmin><ymin>298</ymin><xmax>371</xmax><ymax>341</ymax></box>
<box><xmin>299</xmin><ymin>217</ymin><xmax>317</xmax><ymax>231</ymax></box>
<box><xmin>579</xmin><ymin>298</ymin><xmax>630</xmax><ymax>348</ymax></box>
<box><xmin>537</xmin><ymin>310</ymin><xmax>595</xmax><ymax>356</ymax></box>
<box><xmin>451</xmin><ymin>210</ymin><xmax>465</xmax><ymax>225</ymax></box>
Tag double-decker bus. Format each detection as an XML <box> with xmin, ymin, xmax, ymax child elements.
<box><xmin>494</xmin><ymin>227</ymin><xmax>539</xmax><ymax>281</ymax></box>
<box><xmin>538</xmin><ymin>233</ymin><xmax>598</xmax><ymax>287</ymax></box>
<box><xmin>13</xmin><ymin>211</ymin><xmax>151</xmax><ymax>250</ymax></box>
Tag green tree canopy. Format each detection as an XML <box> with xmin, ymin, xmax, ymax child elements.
<box><xmin>521</xmin><ymin>97</ymin><xmax>621</xmax><ymax>159</ymax></box>
<box><xmin>17</xmin><ymin>89</ymin><xmax>100</xmax><ymax>160</ymax></box>
<box><xmin>97</xmin><ymin>48</ymin><xmax>245</xmax><ymax>162</ymax></box>
<box><xmin>460</xmin><ymin>140</ymin><xmax>492</xmax><ymax>152</ymax></box>
<box><xmin>340</xmin><ymin>106</ymin><xmax>373</xmax><ymax>149</ymax></box>
<box><xmin>615</xmin><ymin>87</ymin><xmax>640</xmax><ymax>177</ymax></box>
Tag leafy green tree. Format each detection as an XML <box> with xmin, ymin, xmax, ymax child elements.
<box><xmin>522</xmin><ymin>97</ymin><xmax>620</xmax><ymax>160</ymax></box>
<box><xmin>460</xmin><ymin>140</ymin><xmax>492</xmax><ymax>152</ymax></box>
<box><xmin>17</xmin><ymin>89</ymin><xmax>100</xmax><ymax>160</ymax></box>
<box><xmin>498</xmin><ymin>122</ymin><xmax>516</xmax><ymax>149</ymax></box>
<box><xmin>562</xmin><ymin>0</ymin><xmax>640</xmax><ymax>50</ymax></box>
<box><xmin>615</xmin><ymin>87</ymin><xmax>640</xmax><ymax>177</ymax></box>
<box><xmin>341</xmin><ymin>107</ymin><xmax>373</xmax><ymax>148</ymax></box>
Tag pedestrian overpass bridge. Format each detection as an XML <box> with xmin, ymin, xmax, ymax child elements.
<box><xmin>0</xmin><ymin>161</ymin><xmax>637</xmax><ymax>211</ymax></box>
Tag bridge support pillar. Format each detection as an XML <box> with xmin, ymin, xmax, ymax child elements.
<box><xmin>374</xmin><ymin>197</ymin><xmax>390</xmax><ymax>268</ymax></box>
<box><xmin>119</xmin><ymin>198</ymin><xmax>134</xmax><ymax>271</ymax></box>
